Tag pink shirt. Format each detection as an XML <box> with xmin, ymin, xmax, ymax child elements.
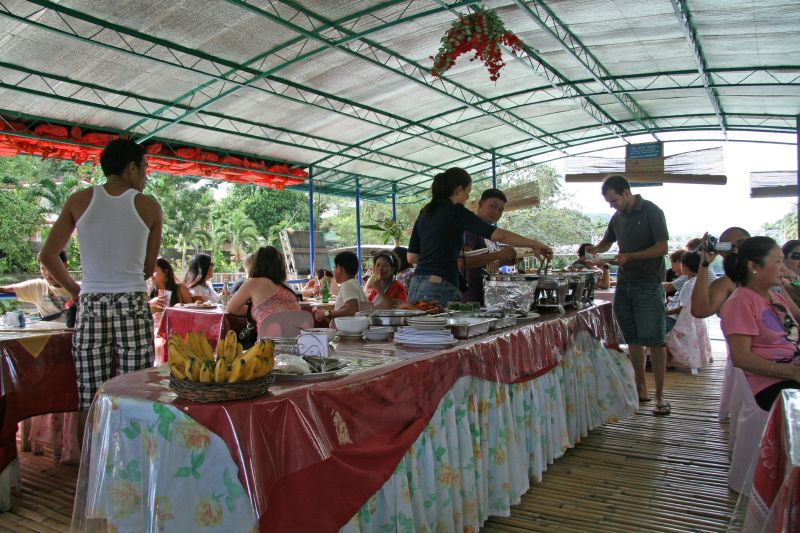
<box><xmin>251</xmin><ymin>287</ymin><xmax>301</xmax><ymax>325</ymax></box>
<box><xmin>720</xmin><ymin>287</ymin><xmax>800</xmax><ymax>394</ymax></box>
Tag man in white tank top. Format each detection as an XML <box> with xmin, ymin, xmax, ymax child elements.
<box><xmin>40</xmin><ymin>139</ymin><xmax>163</xmax><ymax>412</ymax></box>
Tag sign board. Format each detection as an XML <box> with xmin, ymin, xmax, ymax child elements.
<box><xmin>625</xmin><ymin>141</ymin><xmax>664</xmax><ymax>176</ymax></box>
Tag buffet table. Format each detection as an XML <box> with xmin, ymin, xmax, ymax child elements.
<box><xmin>742</xmin><ymin>389</ymin><xmax>800</xmax><ymax>533</ymax></box>
<box><xmin>72</xmin><ymin>303</ymin><xmax>637</xmax><ymax>532</ymax></box>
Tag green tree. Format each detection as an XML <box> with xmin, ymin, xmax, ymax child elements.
<box><xmin>215</xmin><ymin>209</ymin><xmax>261</xmax><ymax>269</ymax></box>
<box><xmin>0</xmin><ymin>185</ymin><xmax>43</xmax><ymax>273</ymax></box>
<box><xmin>762</xmin><ymin>205</ymin><xmax>797</xmax><ymax>241</ymax></box>
<box><xmin>145</xmin><ymin>174</ymin><xmax>216</xmax><ymax>265</ymax></box>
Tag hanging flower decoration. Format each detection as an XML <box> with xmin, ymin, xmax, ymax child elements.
<box><xmin>430</xmin><ymin>6</ymin><xmax>523</xmax><ymax>81</ymax></box>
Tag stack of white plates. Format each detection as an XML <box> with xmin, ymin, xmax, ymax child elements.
<box><xmin>394</xmin><ymin>327</ymin><xmax>456</xmax><ymax>347</ymax></box>
<box><xmin>406</xmin><ymin>316</ymin><xmax>448</xmax><ymax>330</ymax></box>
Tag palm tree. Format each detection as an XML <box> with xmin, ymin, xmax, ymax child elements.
<box><xmin>30</xmin><ymin>175</ymin><xmax>85</xmax><ymax>219</ymax></box>
<box><xmin>215</xmin><ymin>209</ymin><xmax>261</xmax><ymax>269</ymax></box>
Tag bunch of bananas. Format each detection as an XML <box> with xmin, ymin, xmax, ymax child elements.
<box><xmin>168</xmin><ymin>330</ymin><xmax>275</xmax><ymax>384</ymax></box>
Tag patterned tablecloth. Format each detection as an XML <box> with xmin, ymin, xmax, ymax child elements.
<box><xmin>72</xmin><ymin>303</ymin><xmax>638</xmax><ymax>532</ymax></box>
<box><xmin>743</xmin><ymin>389</ymin><xmax>800</xmax><ymax>533</ymax></box>
<box><xmin>0</xmin><ymin>328</ymin><xmax>78</xmax><ymax>473</ymax></box>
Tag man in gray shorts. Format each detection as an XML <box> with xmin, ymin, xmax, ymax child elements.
<box><xmin>40</xmin><ymin>139</ymin><xmax>163</xmax><ymax>412</ymax></box>
<box><xmin>587</xmin><ymin>175</ymin><xmax>670</xmax><ymax>415</ymax></box>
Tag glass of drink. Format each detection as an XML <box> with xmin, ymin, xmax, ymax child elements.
<box><xmin>157</xmin><ymin>289</ymin><xmax>172</xmax><ymax>308</ymax></box>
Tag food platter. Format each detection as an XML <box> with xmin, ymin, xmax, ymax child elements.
<box><xmin>273</xmin><ymin>357</ymin><xmax>349</xmax><ymax>381</ymax></box>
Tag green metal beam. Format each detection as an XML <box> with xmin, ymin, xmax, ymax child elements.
<box><xmin>0</xmin><ymin>1</ymin><xmax>493</xmax><ymax>166</ymax></box>
<box><xmin>671</xmin><ymin>0</ymin><xmax>727</xmax><ymax>135</ymax></box>
<box><xmin>255</xmin><ymin>0</ymin><xmax>568</xmax><ymax>152</ymax></box>
<box><xmin>514</xmin><ymin>0</ymin><xmax>659</xmax><ymax>138</ymax></box>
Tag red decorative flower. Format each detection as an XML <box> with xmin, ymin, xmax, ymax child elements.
<box><xmin>430</xmin><ymin>6</ymin><xmax>523</xmax><ymax>81</ymax></box>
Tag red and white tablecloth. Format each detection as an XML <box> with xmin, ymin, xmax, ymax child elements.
<box><xmin>744</xmin><ymin>389</ymin><xmax>800</xmax><ymax>532</ymax></box>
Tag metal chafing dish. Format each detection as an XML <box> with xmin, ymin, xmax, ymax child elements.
<box><xmin>533</xmin><ymin>275</ymin><xmax>569</xmax><ymax>313</ymax></box>
<box><xmin>446</xmin><ymin>316</ymin><xmax>495</xmax><ymax>339</ymax></box>
<box><xmin>483</xmin><ymin>274</ymin><xmax>539</xmax><ymax>312</ymax></box>
<box><xmin>357</xmin><ymin>308</ymin><xmax>426</xmax><ymax>327</ymax></box>
<box><xmin>556</xmin><ymin>269</ymin><xmax>602</xmax><ymax>307</ymax></box>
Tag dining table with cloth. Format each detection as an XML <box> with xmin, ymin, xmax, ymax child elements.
<box><xmin>741</xmin><ymin>388</ymin><xmax>800</xmax><ymax>533</ymax></box>
<box><xmin>71</xmin><ymin>302</ymin><xmax>639</xmax><ymax>532</ymax></box>
<box><xmin>156</xmin><ymin>306</ymin><xmax>249</xmax><ymax>363</ymax></box>
<box><xmin>0</xmin><ymin>322</ymin><xmax>80</xmax><ymax>510</ymax></box>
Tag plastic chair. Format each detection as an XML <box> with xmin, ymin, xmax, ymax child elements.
<box><xmin>258</xmin><ymin>310</ymin><xmax>314</xmax><ymax>338</ymax></box>
<box><xmin>728</xmin><ymin>366</ymin><xmax>769</xmax><ymax>494</ymax></box>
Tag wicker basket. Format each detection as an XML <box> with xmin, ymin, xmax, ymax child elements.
<box><xmin>169</xmin><ymin>373</ymin><xmax>275</xmax><ymax>403</ymax></box>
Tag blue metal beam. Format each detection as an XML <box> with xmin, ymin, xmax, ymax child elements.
<box><xmin>355</xmin><ymin>181</ymin><xmax>363</xmax><ymax>284</ymax></box>
<box><xmin>308</xmin><ymin>172</ymin><xmax>315</xmax><ymax>276</ymax></box>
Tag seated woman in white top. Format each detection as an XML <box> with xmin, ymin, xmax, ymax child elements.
<box><xmin>314</xmin><ymin>251</ymin><xmax>366</xmax><ymax>322</ymax></box>
<box><xmin>0</xmin><ymin>250</ymin><xmax>73</xmax><ymax>320</ymax></box>
<box><xmin>184</xmin><ymin>253</ymin><xmax>221</xmax><ymax>304</ymax></box>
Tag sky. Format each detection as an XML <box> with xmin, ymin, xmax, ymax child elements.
<box><xmin>555</xmin><ymin>138</ymin><xmax>797</xmax><ymax>239</ymax></box>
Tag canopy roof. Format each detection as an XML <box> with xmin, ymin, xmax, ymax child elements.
<box><xmin>1</xmin><ymin>0</ymin><xmax>798</xmax><ymax>200</ymax></box>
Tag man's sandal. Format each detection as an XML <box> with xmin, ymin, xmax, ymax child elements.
<box><xmin>653</xmin><ymin>401</ymin><xmax>671</xmax><ymax>416</ymax></box>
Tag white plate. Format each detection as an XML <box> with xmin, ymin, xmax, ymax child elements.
<box><xmin>406</xmin><ymin>323</ymin><xmax>447</xmax><ymax>331</ymax></box>
<box><xmin>396</xmin><ymin>339</ymin><xmax>459</xmax><ymax>348</ymax></box>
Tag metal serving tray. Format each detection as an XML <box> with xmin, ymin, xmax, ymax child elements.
<box><xmin>357</xmin><ymin>308</ymin><xmax>426</xmax><ymax>327</ymax></box>
<box><xmin>445</xmin><ymin>316</ymin><xmax>495</xmax><ymax>339</ymax></box>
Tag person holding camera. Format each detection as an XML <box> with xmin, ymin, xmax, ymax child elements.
<box><xmin>585</xmin><ymin>175</ymin><xmax>670</xmax><ymax>415</ymax></box>
<box><xmin>690</xmin><ymin>227</ymin><xmax>750</xmax><ymax>319</ymax></box>
<box><xmin>406</xmin><ymin>168</ymin><xmax>552</xmax><ymax>305</ymax></box>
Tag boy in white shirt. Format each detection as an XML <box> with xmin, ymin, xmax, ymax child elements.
<box><xmin>314</xmin><ymin>251</ymin><xmax>366</xmax><ymax>322</ymax></box>
<box><xmin>1</xmin><ymin>251</ymin><xmax>72</xmax><ymax>320</ymax></box>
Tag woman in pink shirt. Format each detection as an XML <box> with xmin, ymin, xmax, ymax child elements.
<box><xmin>720</xmin><ymin>236</ymin><xmax>800</xmax><ymax>411</ymax></box>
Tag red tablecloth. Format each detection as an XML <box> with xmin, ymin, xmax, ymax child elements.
<box><xmin>0</xmin><ymin>333</ymin><xmax>79</xmax><ymax>472</ymax></box>
<box><xmin>745</xmin><ymin>389</ymin><xmax>800</xmax><ymax>532</ymax></box>
<box><xmin>157</xmin><ymin>306</ymin><xmax>248</xmax><ymax>353</ymax></box>
<box><xmin>101</xmin><ymin>303</ymin><xmax>620</xmax><ymax>531</ymax></box>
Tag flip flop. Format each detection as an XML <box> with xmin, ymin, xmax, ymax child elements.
<box><xmin>653</xmin><ymin>401</ymin><xmax>671</xmax><ymax>416</ymax></box>
<box><xmin>639</xmin><ymin>397</ymin><xmax>652</xmax><ymax>403</ymax></box>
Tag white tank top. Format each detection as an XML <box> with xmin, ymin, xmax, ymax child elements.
<box><xmin>76</xmin><ymin>186</ymin><xmax>149</xmax><ymax>294</ymax></box>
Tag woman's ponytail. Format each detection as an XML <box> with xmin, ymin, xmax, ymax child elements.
<box><xmin>420</xmin><ymin>168</ymin><xmax>472</xmax><ymax>215</ymax></box>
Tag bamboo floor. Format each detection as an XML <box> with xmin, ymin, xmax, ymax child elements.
<box><xmin>2</xmin><ymin>338</ymin><xmax>737</xmax><ymax>532</ymax></box>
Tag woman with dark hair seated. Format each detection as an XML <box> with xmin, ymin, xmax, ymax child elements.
<box><xmin>365</xmin><ymin>250</ymin><xmax>407</xmax><ymax>309</ymax></box>
<box><xmin>780</xmin><ymin>239</ymin><xmax>800</xmax><ymax>308</ymax></box>
<box><xmin>225</xmin><ymin>246</ymin><xmax>300</xmax><ymax>326</ymax></box>
<box><xmin>184</xmin><ymin>252</ymin><xmax>220</xmax><ymax>304</ymax></box>
<box><xmin>720</xmin><ymin>236</ymin><xmax>800</xmax><ymax>411</ymax></box>
<box><xmin>148</xmin><ymin>257</ymin><xmax>193</xmax><ymax>313</ymax></box>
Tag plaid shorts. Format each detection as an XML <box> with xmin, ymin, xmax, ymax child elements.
<box><xmin>72</xmin><ymin>292</ymin><xmax>154</xmax><ymax>410</ymax></box>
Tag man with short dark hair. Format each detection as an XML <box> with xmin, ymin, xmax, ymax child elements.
<box><xmin>586</xmin><ymin>175</ymin><xmax>670</xmax><ymax>415</ymax></box>
<box><xmin>40</xmin><ymin>138</ymin><xmax>163</xmax><ymax>411</ymax></box>
<box><xmin>461</xmin><ymin>188</ymin><xmax>518</xmax><ymax>305</ymax></box>
<box><xmin>314</xmin><ymin>251</ymin><xmax>367</xmax><ymax>321</ymax></box>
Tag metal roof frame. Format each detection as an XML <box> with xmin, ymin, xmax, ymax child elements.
<box><xmin>0</xmin><ymin>0</ymin><xmax>797</xmax><ymax>199</ymax></box>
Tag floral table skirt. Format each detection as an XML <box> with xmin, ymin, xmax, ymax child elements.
<box><xmin>73</xmin><ymin>329</ymin><xmax>635</xmax><ymax>532</ymax></box>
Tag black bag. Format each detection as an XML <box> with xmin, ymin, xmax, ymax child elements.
<box><xmin>237</xmin><ymin>301</ymin><xmax>257</xmax><ymax>349</ymax></box>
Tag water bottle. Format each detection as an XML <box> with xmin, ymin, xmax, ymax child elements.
<box><xmin>321</xmin><ymin>275</ymin><xmax>330</xmax><ymax>304</ymax></box>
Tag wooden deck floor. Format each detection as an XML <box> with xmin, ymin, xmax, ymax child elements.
<box><xmin>2</xmin><ymin>342</ymin><xmax>737</xmax><ymax>532</ymax></box>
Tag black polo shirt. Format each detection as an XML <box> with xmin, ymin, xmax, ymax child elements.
<box><xmin>408</xmin><ymin>202</ymin><xmax>495</xmax><ymax>286</ymax></box>
<box><xmin>603</xmin><ymin>194</ymin><xmax>669</xmax><ymax>284</ymax></box>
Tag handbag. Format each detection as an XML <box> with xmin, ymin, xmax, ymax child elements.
<box><xmin>237</xmin><ymin>301</ymin><xmax>257</xmax><ymax>349</ymax></box>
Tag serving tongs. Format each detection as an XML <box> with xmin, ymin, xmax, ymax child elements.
<box><xmin>536</xmin><ymin>257</ymin><xmax>551</xmax><ymax>275</ymax></box>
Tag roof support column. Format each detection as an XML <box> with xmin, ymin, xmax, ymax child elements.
<box><xmin>796</xmin><ymin>116</ymin><xmax>799</xmax><ymax>238</ymax></box>
<box><xmin>355</xmin><ymin>180</ymin><xmax>363</xmax><ymax>285</ymax></box>
<box><xmin>492</xmin><ymin>150</ymin><xmax>497</xmax><ymax>189</ymax></box>
<box><xmin>307</xmin><ymin>170</ymin><xmax>315</xmax><ymax>276</ymax></box>
<box><xmin>391</xmin><ymin>183</ymin><xmax>397</xmax><ymax>223</ymax></box>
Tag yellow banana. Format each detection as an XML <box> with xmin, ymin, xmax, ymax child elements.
<box><xmin>198</xmin><ymin>335</ymin><xmax>214</xmax><ymax>361</ymax></box>
<box><xmin>241</xmin><ymin>350</ymin><xmax>262</xmax><ymax>381</ymax></box>
<box><xmin>169</xmin><ymin>363</ymin><xmax>187</xmax><ymax>380</ymax></box>
<box><xmin>215</xmin><ymin>335</ymin><xmax>227</xmax><ymax>360</ymax></box>
<box><xmin>199</xmin><ymin>361</ymin><xmax>213</xmax><ymax>383</ymax></box>
<box><xmin>188</xmin><ymin>356</ymin><xmax>202</xmax><ymax>381</ymax></box>
<box><xmin>213</xmin><ymin>357</ymin><xmax>228</xmax><ymax>383</ymax></box>
<box><xmin>227</xmin><ymin>358</ymin><xmax>246</xmax><ymax>383</ymax></box>
<box><xmin>224</xmin><ymin>330</ymin><xmax>238</xmax><ymax>362</ymax></box>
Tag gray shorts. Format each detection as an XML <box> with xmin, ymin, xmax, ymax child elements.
<box><xmin>613</xmin><ymin>281</ymin><xmax>666</xmax><ymax>347</ymax></box>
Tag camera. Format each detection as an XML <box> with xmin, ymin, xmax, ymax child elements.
<box><xmin>703</xmin><ymin>235</ymin><xmax>733</xmax><ymax>253</ymax></box>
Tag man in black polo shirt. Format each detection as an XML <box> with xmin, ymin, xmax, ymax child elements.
<box><xmin>587</xmin><ymin>175</ymin><xmax>670</xmax><ymax>416</ymax></box>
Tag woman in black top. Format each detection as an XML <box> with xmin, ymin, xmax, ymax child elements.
<box><xmin>407</xmin><ymin>168</ymin><xmax>552</xmax><ymax>304</ymax></box>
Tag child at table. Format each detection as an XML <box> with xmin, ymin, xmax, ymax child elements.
<box><xmin>314</xmin><ymin>251</ymin><xmax>367</xmax><ymax>322</ymax></box>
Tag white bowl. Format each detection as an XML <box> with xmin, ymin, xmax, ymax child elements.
<box><xmin>334</xmin><ymin>316</ymin><xmax>370</xmax><ymax>334</ymax></box>
<box><xmin>364</xmin><ymin>330</ymin><xmax>392</xmax><ymax>342</ymax></box>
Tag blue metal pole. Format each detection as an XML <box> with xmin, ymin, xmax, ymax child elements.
<box><xmin>391</xmin><ymin>183</ymin><xmax>397</xmax><ymax>222</ymax></box>
<box><xmin>355</xmin><ymin>180</ymin><xmax>363</xmax><ymax>284</ymax></box>
<box><xmin>491</xmin><ymin>150</ymin><xmax>497</xmax><ymax>189</ymax></box>
<box><xmin>796</xmin><ymin>116</ymin><xmax>799</xmax><ymax>238</ymax></box>
<box><xmin>307</xmin><ymin>170</ymin><xmax>314</xmax><ymax>277</ymax></box>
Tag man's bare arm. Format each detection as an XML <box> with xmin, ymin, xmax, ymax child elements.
<box><xmin>40</xmin><ymin>194</ymin><xmax>86</xmax><ymax>299</ymax></box>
